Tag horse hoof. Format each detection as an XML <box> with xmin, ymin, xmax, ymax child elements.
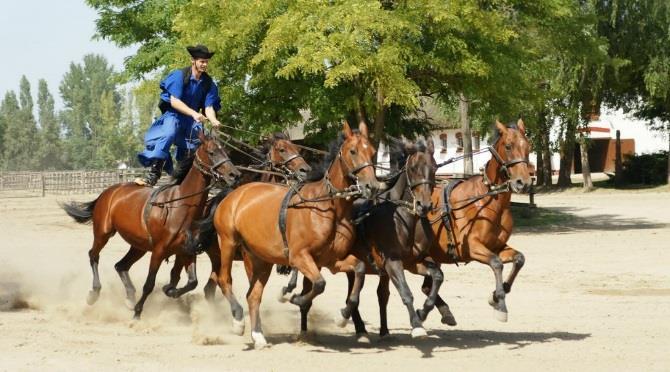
<box><xmin>252</xmin><ymin>331</ymin><xmax>268</xmax><ymax>349</ymax></box>
<box><xmin>441</xmin><ymin>314</ymin><xmax>457</xmax><ymax>326</ymax></box>
<box><xmin>334</xmin><ymin>312</ymin><xmax>348</xmax><ymax>328</ymax></box>
<box><xmin>232</xmin><ymin>318</ymin><xmax>245</xmax><ymax>336</ymax></box>
<box><xmin>86</xmin><ymin>290</ymin><xmax>100</xmax><ymax>305</ymax></box>
<box><xmin>494</xmin><ymin>309</ymin><xmax>508</xmax><ymax>323</ymax></box>
<box><xmin>410</xmin><ymin>327</ymin><xmax>427</xmax><ymax>339</ymax></box>
<box><xmin>356</xmin><ymin>333</ymin><xmax>371</xmax><ymax>344</ymax></box>
<box><xmin>278</xmin><ymin>289</ymin><xmax>291</xmax><ymax>303</ymax></box>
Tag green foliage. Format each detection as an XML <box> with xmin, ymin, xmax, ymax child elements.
<box><xmin>621</xmin><ymin>151</ymin><xmax>668</xmax><ymax>185</ymax></box>
<box><xmin>2</xmin><ymin>77</ymin><xmax>39</xmax><ymax>170</ymax></box>
<box><xmin>37</xmin><ymin>79</ymin><xmax>63</xmax><ymax>170</ymax></box>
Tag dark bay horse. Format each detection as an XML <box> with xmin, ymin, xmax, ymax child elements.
<box><xmin>419</xmin><ymin>119</ymin><xmax>532</xmax><ymax>322</ymax></box>
<box><xmin>165</xmin><ymin>133</ymin><xmax>312</xmax><ymax>299</ymax></box>
<box><xmin>208</xmin><ymin>121</ymin><xmax>383</xmax><ymax>348</ymax></box>
<box><xmin>283</xmin><ymin>138</ymin><xmax>442</xmax><ymax>339</ymax></box>
<box><xmin>62</xmin><ymin>131</ymin><xmax>241</xmax><ymax>319</ymax></box>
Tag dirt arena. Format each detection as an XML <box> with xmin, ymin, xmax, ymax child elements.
<box><xmin>1</xmin><ymin>187</ymin><xmax>669</xmax><ymax>371</ymax></box>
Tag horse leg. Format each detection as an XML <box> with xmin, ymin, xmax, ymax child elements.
<box><xmin>499</xmin><ymin>246</ymin><xmax>525</xmax><ymax>294</ymax></box>
<box><xmin>114</xmin><ymin>247</ymin><xmax>146</xmax><ymax>310</ymax></box>
<box><xmin>336</xmin><ymin>260</ymin><xmax>365</xmax><ymax>328</ymax></box>
<box><xmin>203</xmin><ymin>247</ymin><xmax>220</xmax><ymax>302</ymax></box>
<box><xmin>86</xmin><ymin>231</ymin><xmax>113</xmax><ymax>305</ymax></box>
<box><xmin>288</xmin><ymin>253</ymin><xmax>326</xmax><ymax>309</ymax></box>
<box><xmin>133</xmin><ymin>251</ymin><xmax>163</xmax><ymax>319</ymax></box>
<box><xmin>298</xmin><ymin>277</ymin><xmax>313</xmax><ymax>334</ymax></box>
<box><xmin>419</xmin><ymin>276</ymin><xmax>456</xmax><ymax>326</ymax></box>
<box><xmin>414</xmin><ymin>260</ymin><xmax>444</xmax><ymax>322</ymax></box>
<box><xmin>244</xmin><ymin>256</ymin><xmax>273</xmax><ymax>349</ymax></box>
<box><xmin>384</xmin><ymin>259</ymin><xmax>426</xmax><ymax>338</ymax></box>
<box><xmin>472</xmin><ymin>246</ymin><xmax>508</xmax><ymax>322</ymax></box>
<box><xmin>162</xmin><ymin>254</ymin><xmax>184</xmax><ymax>297</ymax></box>
<box><xmin>347</xmin><ymin>268</ymin><xmax>370</xmax><ymax>343</ymax></box>
<box><xmin>217</xmin><ymin>236</ymin><xmax>245</xmax><ymax>335</ymax></box>
<box><xmin>170</xmin><ymin>255</ymin><xmax>198</xmax><ymax>298</ymax></box>
<box><xmin>377</xmin><ymin>274</ymin><xmax>390</xmax><ymax>337</ymax></box>
<box><xmin>278</xmin><ymin>268</ymin><xmax>299</xmax><ymax>303</ymax></box>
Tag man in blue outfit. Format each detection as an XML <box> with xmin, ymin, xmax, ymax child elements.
<box><xmin>136</xmin><ymin>44</ymin><xmax>222</xmax><ymax>186</ymax></box>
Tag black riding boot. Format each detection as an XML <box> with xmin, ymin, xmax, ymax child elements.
<box><xmin>136</xmin><ymin>159</ymin><xmax>165</xmax><ymax>186</ymax></box>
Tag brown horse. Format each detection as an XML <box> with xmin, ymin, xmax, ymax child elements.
<box><xmin>62</xmin><ymin>130</ymin><xmax>241</xmax><ymax>319</ymax></box>
<box><xmin>284</xmin><ymin>137</ymin><xmax>441</xmax><ymax>340</ymax></box>
<box><xmin>420</xmin><ymin>119</ymin><xmax>532</xmax><ymax>322</ymax></box>
<box><xmin>165</xmin><ymin>133</ymin><xmax>312</xmax><ymax>299</ymax></box>
<box><xmin>207</xmin><ymin>121</ymin><xmax>383</xmax><ymax>348</ymax></box>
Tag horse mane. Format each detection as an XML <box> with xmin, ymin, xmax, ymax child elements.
<box><xmin>169</xmin><ymin>155</ymin><xmax>195</xmax><ymax>185</ymax></box>
<box><xmin>304</xmin><ymin>131</ymin><xmax>358</xmax><ymax>182</ymax></box>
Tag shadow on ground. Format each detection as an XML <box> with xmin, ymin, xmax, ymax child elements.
<box><xmin>260</xmin><ymin>328</ymin><xmax>590</xmax><ymax>358</ymax></box>
<box><xmin>511</xmin><ymin>206</ymin><xmax>669</xmax><ymax>234</ymax></box>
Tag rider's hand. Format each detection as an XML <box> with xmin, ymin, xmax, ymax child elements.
<box><xmin>211</xmin><ymin>120</ymin><xmax>221</xmax><ymax>128</ymax></box>
<box><xmin>192</xmin><ymin>112</ymin><xmax>207</xmax><ymax>123</ymax></box>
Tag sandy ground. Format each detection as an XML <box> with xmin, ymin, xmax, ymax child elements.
<box><xmin>1</xmin><ymin>187</ymin><xmax>669</xmax><ymax>372</ymax></box>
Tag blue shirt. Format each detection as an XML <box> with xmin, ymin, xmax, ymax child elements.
<box><xmin>159</xmin><ymin>69</ymin><xmax>221</xmax><ymax>113</ymax></box>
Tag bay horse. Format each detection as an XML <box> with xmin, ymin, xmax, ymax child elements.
<box><xmin>284</xmin><ymin>137</ymin><xmax>441</xmax><ymax>340</ymax></box>
<box><xmin>419</xmin><ymin>119</ymin><xmax>532</xmax><ymax>322</ymax></box>
<box><xmin>61</xmin><ymin>130</ymin><xmax>241</xmax><ymax>319</ymax></box>
<box><xmin>207</xmin><ymin>121</ymin><xmax>383</xmax><ymax>348</ymax></box>
<box><xmin>165</xmin><ymin>133</ymin><xmax>312</xmax><ymax>299</ymax></box>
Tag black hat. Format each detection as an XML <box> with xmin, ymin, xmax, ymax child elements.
<box><xmin>186</xmin><ymin>44</ymin><xmax>215</xmax><ymax>59</ymax></box>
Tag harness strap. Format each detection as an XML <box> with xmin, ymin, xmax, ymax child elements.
<box><xmin>278</xmin><ymin>185</ymin><xmax>301</xmax><ymax>258</ymax></box>
<box><xmin>441</xmin><ymin>179</ymin><xmax>464</xmax><ymax>263</ymax></box>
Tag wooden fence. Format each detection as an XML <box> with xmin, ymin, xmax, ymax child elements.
<box><xmin>0</xmin><ymin>169</ymin><xmax>151</xmax><ymax>196</ymax></box>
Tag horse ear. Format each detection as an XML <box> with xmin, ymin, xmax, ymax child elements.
<box><xmin>359</xmin><ymin>119</ymin><xmax>369</xmax><ymax>138</ymax></box>
<box><xmin>197</xmin><ymin>128</ymin><xmax>207</xmax><ymax>143</ymax></box>
<box><xmin>495</xmin><ymin>119</ymin><xmax>507</xmax><ymax>134</ymax></box>
<box><xmin>425</xmin><ymin>136</ymin><xmax>435</xmax><ymax>154</ymax></box>
<box><xmin>402</xmin><ymin>139</ymin><xmax>417</xmax><ymax>155</ymax></box>
<box><xmin>517</xmin><ymin>118</ymin><xmax>526</xmax><ymax>135</ymax></box>
<box><xmin>342</xmin><ymin>120</ymin><xmax>353</xmax><ymax>138</ymax></box>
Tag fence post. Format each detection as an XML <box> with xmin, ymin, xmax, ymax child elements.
<box><xmin>41</xmin><ymin>172</ymin><xmax>46</xmax><ymax>197</ymax></box>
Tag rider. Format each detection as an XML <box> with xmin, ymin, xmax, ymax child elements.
<box><xmin>136</xmin><ymin>44</ymin><xmax>222</xmax><ymax>186</ymax></box>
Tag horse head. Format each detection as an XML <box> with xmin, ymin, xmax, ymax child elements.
<box><xmin>402</xmin><ymin>137</ymin><xmax>437</xmax><ymax>217</ymax></box>
<box><xmin>265</xmin><ymin>132</ymin><xmax>312</xmax><ymax>181</ymax></box>
<box><xmin>493</xmin><ymin>119</ymin><xmax>532</xmax><ymax>193</ymax></box>
<box><xmin>336</xmin><ymin>120</ymin><xmax>385</xmax><ymax>199</ymax></box>
<box><xmin>196</xmin><ymin>131</ymin><xmax>241</xmax><ymax>186</ymax></box>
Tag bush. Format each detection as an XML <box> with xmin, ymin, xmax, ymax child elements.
<box><xmin>621</xmin><ymin>151</ymin><xmax>668</xmax><ymax>185</ymax></box>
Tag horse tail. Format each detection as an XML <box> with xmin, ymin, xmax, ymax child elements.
<box><xmin>184</xmin><ymin>188</ymin><xmax>231</xmax><ymax>256</ymax></box>
<box><xmin>61</xmin><ymin>198</ymin><xmax>99</xmax><ymax>224</ymax></box>
<box><xmin>276</xmin><ymin>265</ymin><xmax>292</xmax><ymax>275</ymax></box>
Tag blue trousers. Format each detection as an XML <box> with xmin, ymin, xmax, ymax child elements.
<box><xmin>137</xmin><ymin>111</ymin><xmax>202</xmax><ymax>174</ymax></box>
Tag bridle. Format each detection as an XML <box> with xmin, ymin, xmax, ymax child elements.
<box><xmin>486</xmin><ymin>130</ymin><xmax>529</xmax><ymax>182</ymax></box>
<box><xmin>193</xmin><ymin>142</ymin><xmax>234</xmax><ymax>183</ymax></box>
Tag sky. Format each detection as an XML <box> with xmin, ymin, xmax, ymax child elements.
<box><xmin>0</xmin><ymin>0</ymin><xmax>135</xmax><ymax>109</ymax></box>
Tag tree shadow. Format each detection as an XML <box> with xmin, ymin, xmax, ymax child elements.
<box><xmin>512</xmin><ymin>206</ymin><xmax>669</xmax><ymax>234</ymax></box>
<box><xmin>259</xmin><ymin>328</ymin><xmax>590</xmax><ymax>358</ymax></box>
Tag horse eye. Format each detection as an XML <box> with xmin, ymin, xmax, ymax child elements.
<box><xmin>349</xmin><ymin>149</ymin><xmax>356</xmax><ymax>155</ymax></box>
<box><xmin>505</xmin><ymin>144</ymin><xmax>512</xmax><ymax>150</ymax></box>
<box><xmin>279</xmin><ymin>148</ymin><xmax>286</xmax><ymax>153</ymax></box>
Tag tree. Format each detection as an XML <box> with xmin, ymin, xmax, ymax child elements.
<box><xmin>0</xmin><ymin>91</ymin><xmax>21</xmax><ymax>169</ymax></box>
<box><xmin>37</xmin><ymin>79</ymin><xmax>62</xmax><ymax>170</ymax></box>
<box><xmin>3</xmin><ymin>77</ymin><xmax>39</xmax><ymax>170</ymax></box>
<box><xmin>59</xmin><ymin>54</ymin><xmax>120</xmax><ymax>169</ymax></box>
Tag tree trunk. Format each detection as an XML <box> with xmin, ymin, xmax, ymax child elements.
<box><xmin>542</xmin><ymin>129</ymin><xmax>553</xmax><ymax>186</ymax></box>
<box><xmin>579</xmin><ymin>134</ymin><xmax>593</xmax><ymax>190</ymax></box>
<box><xmin>372</xmin><ymin>89</ymin><xmax>385</xmax><ymax>151</ymax></box>
<box><xmin>557</xmin><ymin>119</ymin><xmax>577</xmax><ymax>187</ymax></box>
<box><xmin>459</xmin><ymin>93</ymin><xmax>473</xmax><ymax>175</ymax></box>
<box><xmin>667</xmin><ymin>124</ymin><xmax>670</xmax><ymax>184</ymax></box>
<box><xmin>615</xmin><ymin>129</ymin><xmax>623</xmax><ymax>188</ymax></box>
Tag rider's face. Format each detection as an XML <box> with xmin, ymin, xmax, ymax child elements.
<box><xmin>192</xmin><ymin>58</ymin><xmax>209</xmax><ymax>73</ymax></box>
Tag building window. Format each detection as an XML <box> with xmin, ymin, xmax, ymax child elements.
<box><xmin>439</xmin><ymin>133</ymin><xmax>447</xmax><ymax>153</ymax></box>
<box><xmin>455</xmin><ymin>132</ymin><xmax>463</xmax><ymax>152</ymax></box>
